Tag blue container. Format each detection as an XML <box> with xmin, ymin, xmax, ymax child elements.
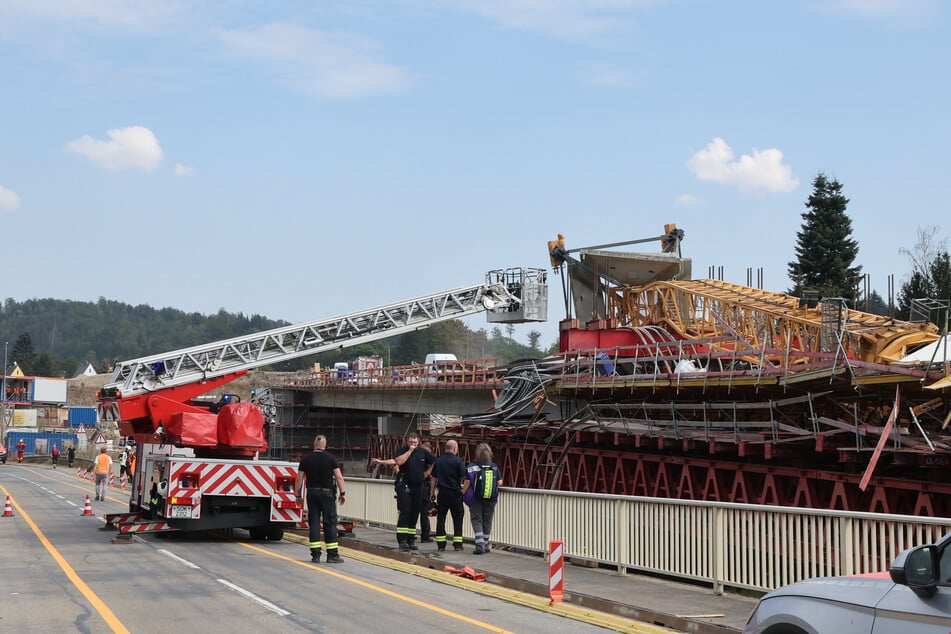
<box><xmin>68</xmin><ymin>406</ymin><xmax>98</xmax><ymax>427</ymax></box>
<box><xmin>595</xmin><ymin>353</ymin><xmax>615</xmax><ymax>376</ymax></box>
<box><xmin>3</xmin><ymin>431</ymin><xmax>80</xmax><ymax>455</ymax></box>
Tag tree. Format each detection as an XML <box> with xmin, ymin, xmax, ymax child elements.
<box><xmin>11</xmin><ymin>332</ymin><xmax>35</xmax><ymax>374</ymax></box>
<box><xmin>896</xmin><ymin>227</ymin><xmax>951</xmax><ymax>321</ymax></box>
<box><xmin>527</xmin><ymin>330</ymin><xmax>542</xmax><ymax>351</ymax></box>
<box><xmin>899</xmin><ymin>225</ymin><xmax>948</xmax><ymax>281</ymax></box>
<box><xmin>898</xmin><ymin>250</ymin><xmax>951</xmax><ymax>322</ymax></box>
<box><xmin>865</xmin><ymin>290</ymin><xmax>889</xmax><ymax>316</ymax></box>
<box><xmin>787</xmin><ymin>173</ymin><xmax>861</xmax><ymax>302</ymax></box>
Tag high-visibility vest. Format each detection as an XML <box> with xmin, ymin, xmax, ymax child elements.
<box><xmin>95</xmin><ymin>454</ymin><xmax>111</xmax><ymax>475</ymax></box>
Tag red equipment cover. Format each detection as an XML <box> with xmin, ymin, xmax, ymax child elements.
<box><xmin>217</xmin><ymin>402</ymin><xmax>267</xmax><ymax>450</ymax></box>
<box><xmin>167</xmin><ymin>412</ymin><xmax>219</xmax><ymax>447</ymax></box>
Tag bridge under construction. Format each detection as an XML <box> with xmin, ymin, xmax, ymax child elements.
<box><xmin>266</xmin><ymin>227</ymin><xmax>951</xmax><ymax>517</ymax></box>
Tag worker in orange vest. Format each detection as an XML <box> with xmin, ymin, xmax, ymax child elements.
<box><xmin>16</xmin><ymin>439</ymin><xmax>26</xmax><ymax>463</ymax></box>
<box><xmin>94</xmin><ymin>448</ymin><xmax>113</xmax><ymax>501</ymax></box>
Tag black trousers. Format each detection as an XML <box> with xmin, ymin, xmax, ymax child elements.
<box><xmin>396</xmin><ymin>482</ymin><xmax>422</xmax><ymax>543</ymax></box>
<box><xmin>419</xmin><ymin>481</ymin><xmax>432</xmax><ymax>539</ymax></box>
<box><xmin>435</xmin><ymin>488</ymin><xmax>465</xmax><ymax>540</ymax></box>
<box><xmin>306</xmin><ymin>490</ymin><xmax>339</xmax><ymax>552</ymax></box>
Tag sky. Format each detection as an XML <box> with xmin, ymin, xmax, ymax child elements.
<box><xmin>1</xmin><ymin>0</ymin><xmax>948</xmax><ymax>351</ymax></box>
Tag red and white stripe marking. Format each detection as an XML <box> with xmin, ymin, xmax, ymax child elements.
<box><xmin>549</xmin><ymin>540</ymin><xmax>564</xmax><ymax>604</ymax></box>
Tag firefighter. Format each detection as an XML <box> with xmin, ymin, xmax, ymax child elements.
<box><xmin>16</xmin><ymin>439</ymin><xmax>26</xmax><ymax>463</ymax></box>
<box><xmin>431</xmin><ymin>439</ymin><xmax>468</xmax><ymax>551</ymax></box>
<box><xmin>295</xmin><ymin>434</ymin><xmax>346</xmax><ymax>564</ymax></box>
<box><xmin>67</xmin><ymin>444</ymin><xmax>75</xmax><ymax>468</ymax></box>
<box><xmin>51</xmin><ymin>444</ymin><xmax>60</xmax><ymax>469</ymax></box>
<box><xmin>118</xmin><ymin>449</ymin><xmax>129</xmax><ymax>478</ymax></box>
<box><xmin>464</xmin><ymin>443</ymin><xmax>502</xmax><ymax>555</ymax></box>
<box><xmin>372</xmin><ymin>432</ymin><xmax>435</xmax><ymax>551</ymax></box>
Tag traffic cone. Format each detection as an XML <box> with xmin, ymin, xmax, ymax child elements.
<box><xmin>2</xmin><ymin>495</ymin><xmax>13</xmax><ymax>517</ymax></box>
<box><xmin>81</xmin><ymin>495</ymin><xmax>93</xmax><ymax>516</ymax></box>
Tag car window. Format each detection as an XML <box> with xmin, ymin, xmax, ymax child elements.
<box><xmin>940</xmin><ymin>545</ymin><xmax>951</xmax><ymax>584</ymax></box>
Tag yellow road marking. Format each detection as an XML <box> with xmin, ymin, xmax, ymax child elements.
<box><xmin>0</xmin><ymin>484</ymin><xmax>130</xmax><ymax>634</ymax></box>
<box><xmin>11</xmin><ymin>466</ymin><xmax>673</xmax><ymax>632</ymax></box>
<box><xmin>19</xmin><ymin>464</ymin><xmax>119</xmax><ymax>502</ymax></box>
<box><xmin>250</xmin><ymin>536</ymin><xmax>676</xmax><ymax>633</ymax></box>
<box><xmin>238</xmin><ymin>540</ymin><xmax>514</xmax><ymax>633</ymax></box>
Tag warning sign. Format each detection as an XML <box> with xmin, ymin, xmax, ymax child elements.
<box><xmin>77</xmin><ymin>423</ymin><xmax>86</xmax><ymax>434</ymax></box>
<box><xmin>93</xmin><ymin>432</ymin><xmax>106</xmax><ymax>445</ymax></box>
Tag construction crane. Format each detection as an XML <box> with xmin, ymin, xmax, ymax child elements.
<box><xmin>97</xmin><ymin>267</ymin><xmax>547</xmax><ymax>540</ymax></box>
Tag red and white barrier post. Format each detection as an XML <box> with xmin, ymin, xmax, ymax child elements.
<box><xmin>548</xmin><ymin>540</ymin><xmax>564</xmax><ymax>604</ymax></box>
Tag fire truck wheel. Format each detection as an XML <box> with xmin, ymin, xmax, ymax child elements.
<box><xmin>247</xmin><ymin>527</ymin><xmax>266</xmax><ymax>540</ymax></box>
<box><xmin>248</xmin><ymin>526</ymin><xmax>285</xmax><ymax>541</ymax></box>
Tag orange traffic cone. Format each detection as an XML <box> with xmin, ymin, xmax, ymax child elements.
<box><xmin>2</xmin><ymin>495</ymin><xmax>13</xmax><ymax>517</ymax></box>
<box><xmin>81</xmin><ymin>494</ymin><xmax>93</xmax><ymax>516</ymax></box>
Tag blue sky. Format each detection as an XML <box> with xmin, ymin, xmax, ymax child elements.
<box><xmin>1</xmin><ymin>0</ymin><xmax>947</xmax><ymax>351</ymax></box>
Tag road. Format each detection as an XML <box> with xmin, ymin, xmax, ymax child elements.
<box><xmin>0</xmin><ymin>464</ymin><xmax>651</xmax><ymax>633</ymax></box>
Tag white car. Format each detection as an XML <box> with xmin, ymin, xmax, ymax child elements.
<box><xmin>744</xmin><ymin>533</ymin><xmax>951</xmax><ymax>633</ymax></box>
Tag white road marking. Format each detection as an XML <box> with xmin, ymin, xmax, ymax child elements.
<box><xmin>158</xmin><ymin>549</ymin><xmax>201</xmax><ymax>570</ymax></box>
<box><xmin>216</xmin><ymin>579</ymin><xmax>290</xmax><ymax>617</ymax></box>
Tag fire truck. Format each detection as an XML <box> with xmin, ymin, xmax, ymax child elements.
<box><xmin>97</xmin><ymin>268</ymin><xmax>547</xmax><ymax>539</ymax></box>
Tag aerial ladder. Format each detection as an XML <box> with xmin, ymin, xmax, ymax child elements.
<box><xmin>97</xmin><ymin>268</ymin><xmax>547</xmax><ymax>540</ymax></box>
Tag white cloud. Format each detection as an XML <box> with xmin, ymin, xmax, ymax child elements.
<box><xmin>816</xmin><ymin>0</ymin><xmax>939</xmax><ymax>25</ymax></box>
<box><xmin>0</xmin><ymin>185</ymin><xmax>22</xmax><ymax>211</ymax></box>
<box><xmin>216</xmin><ymin>23</ymin><xmax>409</xmax><ymax>99</ymax></box>
<box><xmin>675</xmin><ymin>194</ymin><xmax>704</xmax><ymax>206</ymax></box>
<box><xmin>686</xmin><ymin>137</ymin><xmax>798</xmax><ymax>194</ymax></box>
<box><xmin>575</xmin><ymin>63</ymin><xmax>633</xmax><ymax>87</ymax></box>
<box><xmin>174</xmin><ymin>163</ymin><xmax>196</xmax><ymax>176</ymax></box>
<box><xmin>64</xmin><ymin>126</ymin><xmax>164</xmax><ymax>171</ymax></box>
<box><xmin>0</xmin><ymin>0</ymin><xmax>187</xmax><ymax>31</ymax></box>
<box><xmin>445</xmin><ymin>0</ymin><xmax>657</xmax><ymax>41</ymax></box>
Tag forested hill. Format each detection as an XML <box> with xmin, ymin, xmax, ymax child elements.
<box><xmin>0</xmin><ymin>297</ymin><xmax>547</xmax><ymax>378</ymax></box>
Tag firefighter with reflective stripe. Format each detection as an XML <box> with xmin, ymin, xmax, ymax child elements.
<box><xmin>431</xmin><ymin>439</ymin><xmax>468</xmax><ymax>551</ymax></box>
<box><xmin>372</xmin><ymin>432</ymin><xmax>435</xmax><ymax>551</ymax></box>
<box><xmin>296</xmin><ymin>435</ymin><xmax>346</xmax><ymax>564</ymax></box>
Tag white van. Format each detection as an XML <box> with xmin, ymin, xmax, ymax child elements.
<box><xmin>424</xmin><ymin>353</ymin><xmax>459</xmax><ymax>383</ymax></box>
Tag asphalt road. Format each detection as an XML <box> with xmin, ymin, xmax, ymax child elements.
<box><xmin>0</xmin><ymin>464</ymin><xmax>646</xmax><ymax>633</ymax></box>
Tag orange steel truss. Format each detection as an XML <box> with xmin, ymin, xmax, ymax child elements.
<box><xmin>609</xmin><ymin>279</ymin><xmax>939</xmax><ymax>367</ymax></box>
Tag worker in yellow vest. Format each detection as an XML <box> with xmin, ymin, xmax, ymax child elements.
<box><xmin>94</xmin><ymin>448</ymin><xmax>113</xmax><ymax>501</ymax></box>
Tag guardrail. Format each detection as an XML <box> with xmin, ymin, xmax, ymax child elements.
<box><xmin>267</xmin><ymin>359</ymin><xmax>503</xmax><ymax>389</ymax></box>
<box><xmin>340</xmin><ymin>478</ymin><xmax>951</xmax><ymax>594</ymax></box>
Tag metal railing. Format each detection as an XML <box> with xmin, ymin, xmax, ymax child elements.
<box><xmin>267</xmin><ymin>358</ymin><xmax>503</xmax><ymax>389</ymax></box>
<box><xmin>340</xmin><ymin>478</ymin><xmax>951</xmax><ymax>594</ymax></box>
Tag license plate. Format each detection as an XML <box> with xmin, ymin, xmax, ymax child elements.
<box><xmin>170</xmin><ymin>505</ymin><xmax>192</xmax><ymax>518</ymax></box>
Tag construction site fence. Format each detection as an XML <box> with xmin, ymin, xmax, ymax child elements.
<box><xmin>267</xmin><ymin>358</ymin><xmax>504</xmax><ymax>389</ymax></box>
<box><xmin>340</xmin><ymin>477</ymin><xmax>951</xmax><ymax>595</ymax></box>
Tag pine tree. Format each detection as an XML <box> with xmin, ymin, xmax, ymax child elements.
<box><xmin>11</xmin><ymin>332</ymin><xmax>36</xmax><ymax>374</ymax></box>
<box><xmin>787</xmin><ymin>173</ymin><xmax>861</xmax><ymax>302</ymax></box>
<box><xmin>897</xmin><ymin>251</ymin><xmax>951</xmax><ymax>321</ymax></box>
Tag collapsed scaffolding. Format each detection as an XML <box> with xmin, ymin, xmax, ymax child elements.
<box><xmin>443</xmin><ymin>235</ymin><xmax>951</xmax><ymax>516</ymax></box>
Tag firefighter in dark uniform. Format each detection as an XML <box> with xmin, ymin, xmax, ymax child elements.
<box><xmin>431</xmin><ymin>439</ymin><xmax>468</xmax><ymax>551</ymax></box>
<box><xmin>373</xmin><ymin>432</ymin><xmax>435</xmax><ymax>551</ymax></box>
<box><xmin>296</xmin><ymin>434</ymin><xmax>346</xmax><ymax>564</ymax></box>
